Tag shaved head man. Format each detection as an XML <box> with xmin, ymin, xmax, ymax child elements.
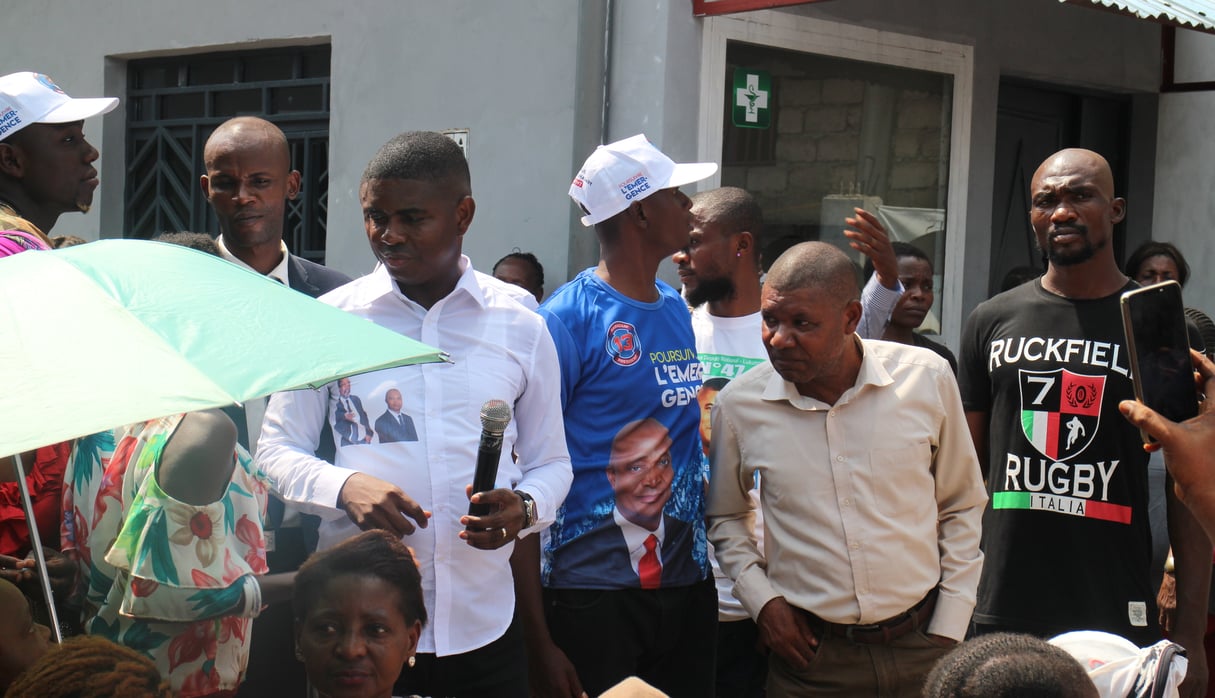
<box><xmin>708</xmin><ymin>241</ymin><xmax>985</xmax><ymax>696</ymax></box>
<box><xmin>202</xmin><ymin>117</ymin><xmax>301</xmax><ymax>275</ymax></box>
<box><xmin>203</xmin><ymin>117</ymin><xmax>350</xmax><ymax>698</ymax></box>
<box><xmin>1029</xmin><ymin>148</ymin><xmax>1124</xmax><ymax>274</ymax></box>
<box><xmin>760</xmin><ymin>243</ymin><xmax>863</xmax><ymax>403</ymax></box>
<box><xmin>958</xmin><ymin>148</ymin><xmax>1210</xmax><ymax>695</ymax></box>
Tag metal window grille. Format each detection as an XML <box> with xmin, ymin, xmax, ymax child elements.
<box><xmin>124</xmin><ymin>45</ymin><xmax>332</xmax><ymax>264</ymax></box>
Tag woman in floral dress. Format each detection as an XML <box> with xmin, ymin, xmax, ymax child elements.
<box><xmin>62</xmin><ymin>410</ymin><xmax>277</xmax><ymax>698</ymax></box>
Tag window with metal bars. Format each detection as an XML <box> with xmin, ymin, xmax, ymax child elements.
<box><xmin>124</xmin><ymin>44</ymin><xmax>332</xmax><ymax>264</ymax></box>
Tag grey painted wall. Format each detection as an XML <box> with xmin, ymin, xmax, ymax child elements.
<box><xmin>7</xmin><ymin>0</ymin><xmax>1191</xmax><ymax>317</ymax></box>
<box><xmin>5</xmin><ymin>1</ymin><xmax>591</xmax><ymax>291</ymax></box>
<box><xmin>1154</xmin><ymin>29</ymin><xmax>1215</xmax><ymax>316</ymax></box>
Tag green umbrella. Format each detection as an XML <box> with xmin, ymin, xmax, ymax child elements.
<box><xmin>1</xmin><ymin>239</ymin><xmax>448</xmax><ymax>456</ymax></box>
<box><xmin>1</xmin><ymin>239</ymin><xmax>447</xmax><ymax>638</ymax></box>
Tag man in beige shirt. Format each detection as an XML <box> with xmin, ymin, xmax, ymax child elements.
<box><xmin>706</xmin><ymin>241</ymin><xmax>987</xmax><ymax>697</ymax></box>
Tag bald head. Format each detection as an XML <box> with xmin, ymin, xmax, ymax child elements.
<box><xmin>203</xmin><ymin>117</ymin><xmax>290</xmax><ymax>169</ymax></box>
<box><xmin>200</xmin><ymin>116</ymin><xmax>301</xmax><ymax>266</ymax></box>
<box><xmin>1031</xmin><ymin>148</ymin><xmax>1115</xmax><ymax>199</ymax></box>
<box><xmin>765</xmin><ymin>241</ymin><xmax>859</xmax><ymax>305</ymax></box>
<box><xmin>1028</xmin><ymin>147</ymin><xmax>1124</xmax><ymax>274</ymax></box>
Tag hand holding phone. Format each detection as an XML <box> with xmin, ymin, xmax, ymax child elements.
<box><xmin>1121</xmin><ymin>281</ymin><xmax>1200</xmax><ymax>442</ymax></box>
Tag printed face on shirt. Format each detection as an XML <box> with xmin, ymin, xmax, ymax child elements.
<box><xmin>200</xmin><ymin>122</ymin><xmax>300</xmax><ymax>252</ymax></box>
<box><xmin>0</xmin><ymin>579</ymin><xmax>51</xmax><ymax>689</ymax></box>
<box><xmin>295</xmin><ymin>574</ymin><xmax>421</xmax><ymax>698</ymax></box>
<box><xmin>361</xmin><ymin>176</ymin><xmax>473</xmax><ymax>306</ymax></box>
<box><xmin>338</xmin><ymin>378</ymin><xmax>352</xmax><ymax>398</ymax></box>
<box><xmin>384</xmin><ymin>389</ymin><xmax>403</xmax><ymax>412</ymax></box>
<box><xmin>761</xmin><ymin>283</ymin><xmax>861</xmax><ymax>393</ymax></box>
<box><xmin>607</xmin><ymin>418</ymin><xmax>675</xmax><ymax>531</ymax></box>
<box><xmin>696</xmin><ymin>381</ymin><xmax>726</xmax><ymax>457</ymax></box>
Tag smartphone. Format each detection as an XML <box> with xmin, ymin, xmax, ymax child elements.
<box><xmin>1121</xmin><ymin>281</ymin><xmax>1199</xmax><ymax>441</ymax></box>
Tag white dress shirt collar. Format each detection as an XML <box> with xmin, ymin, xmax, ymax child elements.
<box><xmin>216</xmin><ymin>236</ymin><xmax>291</xmax><ymax>285</ymax></box>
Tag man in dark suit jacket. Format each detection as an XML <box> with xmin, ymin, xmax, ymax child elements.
<box><xmin>333</xmin><ymin>377</ymin><xmax>373</xmax><ymax>446</ymax></box>
<box><xmin>201</xmin><ymin>115</ymin><xmax>351</xmax><ymax>698</ymax></box>
<box><xmin>553</xmin><ymin>511</ymin><xmax>702</xmax><ymax>588</ymax></box>
<box><xmin>374</xmin><ymin>388</ymin><xmax>418</xmax><ymax>443</ymax></box>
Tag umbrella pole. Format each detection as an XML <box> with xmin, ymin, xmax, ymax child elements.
<box><xmin>13</xmin><ymin>452</ymin><xmax>63</xmax><ymax>643</ymax></box>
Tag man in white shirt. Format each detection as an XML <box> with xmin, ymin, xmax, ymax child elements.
<box><xmin>707</xmin><ymin>241</ymin><xmax>986</xmax><ymax>697</ymax></box>
<box><xmin>258</xmin><ymin>131</ymin><xmax>572</xmax><ymax>697</ymax></box>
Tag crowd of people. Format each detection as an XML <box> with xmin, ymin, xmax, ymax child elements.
<box><xmin>2</xmin><ymin>69</ymin><xmax>1215</xmax><ymax>698</ymax></box>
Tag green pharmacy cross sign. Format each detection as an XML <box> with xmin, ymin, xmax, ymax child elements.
<box><xmin>732</xmin><ymin>68</ymin><xmax>771</xmax><ymax>129</ymax></box>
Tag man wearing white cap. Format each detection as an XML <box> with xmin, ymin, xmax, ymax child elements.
<box><xmin>526</xmin><ymin>134</ymin><xmax>718</xmax><ymax>697</ymax></box>
<box><xmin>0</xmin><ymin>72</ymin><xmax>118</xmax><ymax>235</ymax></box>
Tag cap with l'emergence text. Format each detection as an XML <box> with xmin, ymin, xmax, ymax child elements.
<box><xmin>569</xmin><ymin>134</ymin><xmax>718</xmax><ymax>227</ymax></box>
<box><xmin>0</xmin><ymin>72</ymin><xmax>118</xmax><ymax>142</ymax></box>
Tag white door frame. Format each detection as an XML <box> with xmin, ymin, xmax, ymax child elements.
<box><xmin>698</xmin><ymin>10</ymin><xmax>974</xmax><ymax>349</ymax></box>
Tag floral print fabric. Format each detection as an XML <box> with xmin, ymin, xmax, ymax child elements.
<box><xmin>62</xmin><ymin>414</ymin><xmax>269</xmax><ymax>697</ymax></box>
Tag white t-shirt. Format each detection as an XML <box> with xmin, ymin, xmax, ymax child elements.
<box><xmin>691</xmin><ymin>305</ymin><xmax>767</xmax><ymax>621</ymax></box>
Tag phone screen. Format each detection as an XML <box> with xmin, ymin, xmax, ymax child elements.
<box><xmin>1121</xmin><ymin>281</ymin><xmax>1199</xmax><ymax>429</ymax></box>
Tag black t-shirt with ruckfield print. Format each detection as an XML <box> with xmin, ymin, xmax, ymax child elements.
<box><xmin>959</xmin><ymin>279</ymin><xmax>1159</xmax><ymax>645</ymax></box>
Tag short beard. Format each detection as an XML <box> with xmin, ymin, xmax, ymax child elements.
<box><xmin>1043</xmin><ymin>239</ymin><xmax>1100</xmax><ymax>267</ymax></box>
<box><xmin>686</xmin><ymin>276</ymin><xmax>736</xmax><ymax>308</ymax></box>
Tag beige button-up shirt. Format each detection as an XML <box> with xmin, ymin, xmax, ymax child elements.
<box><xmin>706</xmin><ymin>338</ymin><xmax>987</xmax><ymax>641</ymax></box>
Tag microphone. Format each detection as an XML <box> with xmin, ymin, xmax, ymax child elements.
<box><xmin>466</xmin><ymin>399</ymin><xmax>512</xmax><ymax>521</ymax></box>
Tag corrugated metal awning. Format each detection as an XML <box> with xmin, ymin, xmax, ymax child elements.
<box><xmin>1061</xmin><ymin>0</ymin><xmax>1215</xmax><ymax>34</ymax></box>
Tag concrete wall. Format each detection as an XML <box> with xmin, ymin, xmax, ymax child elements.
<box><xmin>1154</xmin><ymin>30</ymin><xmax>1215</xmax><ymax>316</ymax></box>
<box><xmin>738</xmin><ymin>0</ymin><xmax>1163</xmax><ymax>320</ymax></box>
<box><xmin>5</xmin><ymin>1</ymin><xmax>592</xmax><ymax>288</ymax></box>
<box><xmin>7</xmin><ymin>0</ymin><xmax>1178</xmax><ymax>311</ymax></box>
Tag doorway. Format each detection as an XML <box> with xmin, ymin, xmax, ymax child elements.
<box><xmin>988</xmin><ymin>79</ymin><xmax>1131</xmax><ymax>297</ymax></box>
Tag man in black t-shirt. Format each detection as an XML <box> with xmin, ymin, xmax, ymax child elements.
<box><xmin>958</xmin><ymin>149</ymin><xmax>1210</xmax><ymax>696</ymax></box>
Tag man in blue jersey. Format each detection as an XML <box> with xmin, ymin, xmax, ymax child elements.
<box><xmin>526</xmin><ymin>134</ymin><xmax>718</xmax><ymax>698</ymax></box>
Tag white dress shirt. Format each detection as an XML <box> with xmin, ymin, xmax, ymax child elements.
<box><xmin>257</xmin><ymin>256</ymin><xmax>572</xmax><ymax>655</ymax></box>
<box><xmin>707</xmin><ymin>339</ymin><xmax>986</xmax><ymax>641</ymax></box>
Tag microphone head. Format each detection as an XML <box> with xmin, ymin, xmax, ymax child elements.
<box><xmin>480</xmin><ymin>399</ymin><xmax>512</xmax><ymax>433</ymax></box>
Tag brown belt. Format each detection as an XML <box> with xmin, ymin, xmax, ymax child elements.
<box><xmin>801</xmin><ymin>589</ymin><xmax>938</xmax><ymax>645</ymax></box>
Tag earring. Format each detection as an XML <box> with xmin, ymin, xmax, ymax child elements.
<box><xmin>736</xmin><ymin>251</ymin><xmax>742</xmax><ymax>258</ymax></box>
<box><xmin>408</xmin><ymin>655</ymin><xmax>416</xmax><ymax>668</ymax></box>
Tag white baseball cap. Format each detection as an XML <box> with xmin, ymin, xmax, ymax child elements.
<box><xmin>569</xmin><ymin>134</ymin><xmax>718</xmax><ymax>226</ymax></box>
<box><xmin>0</xmin><ymin>72</ymin><xmax>118</xmax><ymax>142</ymax></box>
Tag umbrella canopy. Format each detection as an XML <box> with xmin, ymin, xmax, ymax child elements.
<box><xmin>0</xmin><ymin>239</ymin><xmax>448</xmax><ymax>457</ymax></box>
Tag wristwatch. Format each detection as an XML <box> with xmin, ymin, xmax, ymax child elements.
<box><xmin>514</xmin><ymin>490</ymin><xmax>537</xmax><ymax>530</ymax></box>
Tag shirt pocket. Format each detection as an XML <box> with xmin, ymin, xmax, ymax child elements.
<box><xmin>865</xmin><ymin>442</ymin><xmax>934</xmax><ymax>519</ymax></box>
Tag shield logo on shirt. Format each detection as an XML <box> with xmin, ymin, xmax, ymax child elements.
<box><xmin>606</xmin><ymin>321</ymin><xmax>642</xmax><ymax>367</ymax></box>
<box><xmin>1018</xmin><ymin>368</ymin><xmax>1105</xmax><ymax>461</ymax></box>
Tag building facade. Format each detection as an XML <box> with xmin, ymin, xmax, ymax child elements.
<box><xmin>9</xmin><ymin>0</ymin><xmax>1214</xmax><ymax>345</ymax></box>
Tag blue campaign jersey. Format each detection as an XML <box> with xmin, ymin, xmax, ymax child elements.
<box><xmin>539</xmin><ymin>269</ymin><xmax>708</xmax><ymax>589</ymax></box>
